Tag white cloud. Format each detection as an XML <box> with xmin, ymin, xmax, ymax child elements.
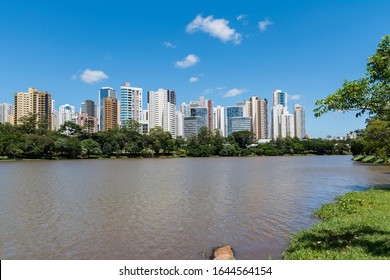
<box><xmin>189</xmin><ymin>76</ymin><xmax>199</xmax><ymax>83</ymax></box>
<box><xmin>79</xmin><ymin>69</ymin><xmax>108</xmax><ymax>84</ymax></box>
<box><xmin>258</xmin><ymin>19</ymin><xmax>273</xmax><ymax>32</ymax></box>
<box><xmin>223</xmin><ymin>88</ymin><xmax>246</xmax><ymax>98</ymax></box>
<box><xmin>164</xmin><ymin>41</ymin><xmax>176</xmax><ymax>48</ymax></box>
<box><xmin>236</xmin><ymin>14</ymin><xmax>249</xmax><ymax>25</ymax></box>
<box><xmin>186</xmin><ymin>14</ymin><xmax>242</xmax><ymax>44</ymax></box>
<box><xmin>204</xmin><ymin>86</ymin><xmax>226</xmax><ymax>94</ymax></box>
<box><xmin>289</xmin><ymin>94</ymin><xmax>301</xmax><ymax>100</ymax></box>
<box><xmin>175</xmin><ymin>54</ymin><xmax>200</xmax><ymax>68</ymax></box>
<box><xmin>237</xmin><ymin>14</ymin><xmax>246</xmax><ymax>20</ymax></box>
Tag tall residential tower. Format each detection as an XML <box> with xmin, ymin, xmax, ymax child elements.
<box><xmin>271</xmin><ymin>90</ymin><xmax>294</xmax><ymax>139</ymax></box>
<box><xmin>14</xmin><ymin>87</ymin><xmax>52</xmax><ymax>130</ymax></box>
<box><xmin>120</xmin><ymin>82</ymin><xmax>143</xmax><ymax>126</ymax></box>
<box><xmin>148</xmin><ymin>88</ymin><xmax>176</xmax><ymax>137</ymax></box>
<box><xmin>99</xmin><ymin>87</ymin><xmax>116</xmax><ymax>131</ymax></box>
<box><xmin>294</xmin><ymin>104</ymin><xmax>306</xmax><ymax>139</ymax></box>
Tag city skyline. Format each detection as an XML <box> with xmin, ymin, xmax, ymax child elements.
<box><xmin>1</xmin><ymin>1</ymin><xmax>390</xmax><ymax>137</ymax></box>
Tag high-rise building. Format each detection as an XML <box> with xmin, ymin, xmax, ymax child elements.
<box><xmin>99</xmin><ymin>87</ymin><xmax>116</xmax><ymax>131</ymax></box>
<box><xmin>226</xmin><ymin>105</ymin><xmax>251</xmax><ymax>136</ymax></box>
<box><xmin>271</xmin><ymin>90</ymin><xmax>294</xmax><ymax>139</ymax></box>
<box><xmin>141</xmin><ymin>109</ymin><xmax>148</xmax><ymax>134</ymax></box>
<box><xmin>213</xmin><ymin>105</ymin><xmax>225</xmax><ymax>137</ymax></box>
<box><xmin>248</xmin><ymin>96</ymin><xmax>269</xmax><ymax>140</ymax></box>
<box><xmin>14</xmin><ymin>87</ymin><xmax>52</xmax><ymax>129</ymax></box>
<box><xmin>58</xmin><ymin>104</ymin><xmax>76</xmax><ymax>127</ymax></box>
<box><xmin>148</xmin><ymin>88</ymin><xmax>176</xmax><ymax>137</ymax></box>
<box><xmin>175</xmin><ymin>111</ymin><xmax>184</xmax><ymax>138</ymax></box>
<box><xmin>189</xmin><ymin>96</ymin><xmax>214</xmax><ymax>132</ymax></box>
<box><xmin>103</xmin><ymin>96</ymin><xmax>118</xmax><ymax>131</ymax></box>
<box><xmin>179</xmin><ymin>102</ymin><xmax>191</xmax><ymax>117</ymax></box>
<box><xmin>183</xmin><ymin>107</ymin><xmax>208</xmax><ymax>138</ymax></box>
<box><xmin>120</xmin><ymin>82</ymin><xmax>142</xmax><ymax>127</ymax></box>
<box><xmin>79</xmin><ymin>100</ymin><xmax>98</xmax><ymax>133</ymax></box>
<box><xmin>0</xmin><ymin>103</ymin><xmax>14</xmax><ymax>124</ymax></box>
<box><xmin>273</xmin><ymin>89</ymin><xmax>287</xmax><ymax>107</ymax></box>
<box><xmin>294</xmin><ymin>104</ymin><xmax>306</xmax><ymax>139</ymax></box>
<box><xmin>78</xmin><ymin>113</ymin><xmax>98</xmax><ymax>133</ymax></box>
<box><xmin>81</xmin><ymin>100</ymin><xmax>97</xmax><ymax>117</ymax></box>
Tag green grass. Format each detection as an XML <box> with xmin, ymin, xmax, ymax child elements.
<box><xmin>283</xmin><ymin>189</ymin><xmax>390</xmax><ymax>259</ymax></box>
<box><xmin>361</xmin><ymin>155</ymin><xmax>377</xmax><ymax>163</ymax></box>
<box><xmin>352</xmin><ymin>155</ymin><xmax>365</xmax><ymax>161</ymax></box>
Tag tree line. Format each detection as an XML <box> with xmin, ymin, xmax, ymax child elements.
<box><xmin>315</xmin><ymin>35</ymin><xmax>390</xmax><ymax>159</ymax></box>
<box><xmin>0</xmin><ymin>114</ymin><xmax>350</xmax><ymax>160</ymax></box>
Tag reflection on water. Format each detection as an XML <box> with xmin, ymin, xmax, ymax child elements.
<box><xmin>1</xmin><ymin>156</ymin><xmax>389</xmax><ymax>259</ymax></box>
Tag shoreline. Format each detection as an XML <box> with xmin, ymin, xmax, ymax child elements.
<box><xmin>282</xmin><ymin>188</ymin><xmax>390</xmax><ymax>260</ymax></box>
<box><xmin>352</xmin><ymin>155</ymin><xmax>390</xmax><ymax>165</ymax></box>
<box><xmin>0</xmin><ymin>153</ymin><xmax>349</xmax><ymax>163</ymax></box>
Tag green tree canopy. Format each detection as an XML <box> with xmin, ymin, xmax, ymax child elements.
<box><xmin>314</xmin><ymin>35</ymin><xmax>390</xmax><ymax>119</ymax></box>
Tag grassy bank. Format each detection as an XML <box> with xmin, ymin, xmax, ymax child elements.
<box><xmin>283</xmin><ymin>189</ymin><xmax>390</xmax><ymax>259</ymax></box>
<box><xmin>352</xmin><ymin>155</ymin><xmax>390</xmax><ymax>164</ymax></box>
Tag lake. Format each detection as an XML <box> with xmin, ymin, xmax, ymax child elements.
<box><xmin>1</xmin><ymin>156</ymin><xmax>390</xmax><ymax>259</ymax></box>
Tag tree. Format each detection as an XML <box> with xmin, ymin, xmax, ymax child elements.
<box><xmin>149</xmin><ymin>127</ymin><xmax>174</xmax><ymax>155</ymax></box>
<box><xmin>18</xmin><ymin>113</ymin><xmax>38</xmax><ymax>134</ymax></box>
<box><xmin>361</xmin><ymin>119</ymin><xmax>390</xmax><ymax>157</ymax></box>
<box><xmin>22</xmin><ymin>134</ymin><xmax>55</xmax><ymax>158</ymax></box>
<box><xmin>219</xmin><ymin>144</ymin><xmax>238</xmax><ymax>156</ymax></box>
<box><xmin>54</xmin><ymin>137</ymin><xmax>82</xmax><ymax>158</ymax></box>
<box><xmin>81</xmin><ymin>139</ymin><xmax>101</xmax><ymax>158</ymax></box>
<box><xmin>314</xmin><ymin>35</ymin><xmax>390</xmax><ymax>119</ymax></box>
<box><xmin>59</xmin><ymin>121</ymin><xmax>83</xmax><ymax>136</ymax></box>
<box><xmin>230</xmin><ymin>130</ymin><xmax>254</xmax><ymax>149</ymax></box>
<box><xmin>211</xmin><ymin>129</ymin><xmax>225</xmax><ymax>155</ymax></box>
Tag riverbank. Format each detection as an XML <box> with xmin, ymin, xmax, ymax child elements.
<box><xmin>0</xmin><ymin>153</ymin><xmax>348</xmax><ymax>162</ymax></box>
<box><xmin>283</xmin><ymin>188</ymin><xmax>390</xmax><ymax>259</ymax></box>
<box><xmin>352</xmin><ymin>155</ymin><xmax>390</xmax><ymax>164</ymax></box>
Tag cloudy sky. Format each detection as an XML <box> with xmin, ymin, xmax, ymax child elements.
<box><xmin>1</xmin><ymin>0</ymin><xmax>390</xmax><ymax>137</ymax></box>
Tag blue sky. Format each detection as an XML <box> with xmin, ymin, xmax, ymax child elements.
<box><xmin>1</xmin><ymin>0</ymin><xmax>390</xmax><ymax>137</ymax></box>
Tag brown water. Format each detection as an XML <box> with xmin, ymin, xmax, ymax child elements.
<box><xmin>1</xmin><ymin>156</ymin><xmax>390</xmax><ymax>260</ymax></box>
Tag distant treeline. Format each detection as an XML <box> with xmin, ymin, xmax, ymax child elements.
<box><xmin>0</xmin><ymin>115</ymin><xmax>351</xmax><ymax>160</ymax></box>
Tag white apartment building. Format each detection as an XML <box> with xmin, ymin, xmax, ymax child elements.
<box><xmin>213</xmin><ymin>105</ymin><xmax>225</xmax><ymax>137</ymax></box>
<box><xmin>294</xmin><ymin>103</ymin><xmax>306</xmax><ymax>139</ymax></box>
<box><xmin>58</xmin><ymin>104</ymin><xmax>77</xmax><ymax>127</ymax></box>
<box><xmin>148</xmin><ymin>88</ymin><xmax>176</xmax><ymax>138</ymax></box>
<box><xmin>272</xmin><ymin>90</ymin><xmax>295</xmax><ymax>139</ymax></box>
<box><xmin>0</xmin><ymin>103</ymin><xmax>14</xmax><ymax>123</ymax></box>
<box><xmin>175</xmin><ymin>111</ymin><xmax>184</xmax><ymax>138</ymax></box>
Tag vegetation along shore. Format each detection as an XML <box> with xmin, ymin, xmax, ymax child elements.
<box><xmin>283</xmin><ymin>188</ymin><xmax>390</xmax><ymax>259</ymax></box>
<box><xmin>284</xmin><ymin>35</ymin><xmax>390</xmax><ymax>260</ymax></box>
<box><xmin>0</xmin><ymin>117</ymin><xmax>350</xmax><ymax>160</ymax></box>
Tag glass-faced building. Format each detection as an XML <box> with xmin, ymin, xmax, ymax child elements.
<box><xmin>226</xmin><ymin>106</ymin><xmax>250</xmax><ymax>136</ymax></box>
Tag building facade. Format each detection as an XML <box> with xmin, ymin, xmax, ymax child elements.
<box><xmin>103</xmin><ymin>96</ymin><xmax>118</xmax><ymax>131</ymax></box>
<box><xmin>271</xmin><ymin>89</ymin><xmax>294</xmax><ymax>139</ymax></box>
<box><xmin>81</xmin><ymin>100</ymin><xmax>97</xmax><ymax>117</ymax></box>
<box><xmin>0</xmin><ymin>103</ymin><xmax>14</xmax><ymax>124</ymax></box>
<box><xmin>248</xmin><ymin>96</ymin><xmax>269</xmax><ymax>140</ymax></box>
<box><xmin>58</xmin><ymin>104</ymin><xmax>76</xmax><ymax>127</ymax></box>
<box><xmin>120</xmin><ymin>82</ymin><xmax>143</xmax><ymax>127</ymax></box>
<box><xmin>14</xmin><ymin>87</ymin><xmax>52</xmax><ymax>129</ymax></box>
<box><xmin>183</xmin><ymin>107</ymin><xmax>208</xmax><ymax>138</ymax></box>
<box><xmin>213</xmin><ymin>105</ymin><xmax>225</xmax><ymax>137</ymax></box>
<box><xmin>226</xmin><ymin>106</ymin><xmax>251</xmax><ymax>136</ymax></box>
<box><xmin>294</xmin><ymin>104</ymin><xmax>306</xmax><ymax>139</ymax></box>
<box><xmin>99</xmin><ymin>87</ymin><xmax>116</xmax><ymax>131</ymax></box>
<box><xmin>175</xmin><ymin>111</ymin><xmax>184</xmax><ymax>138</ymax></box>
<box><xmin>148</xmin><ymin>88</ymin><xmax>176</xmax><ymax>138</ymax></box>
